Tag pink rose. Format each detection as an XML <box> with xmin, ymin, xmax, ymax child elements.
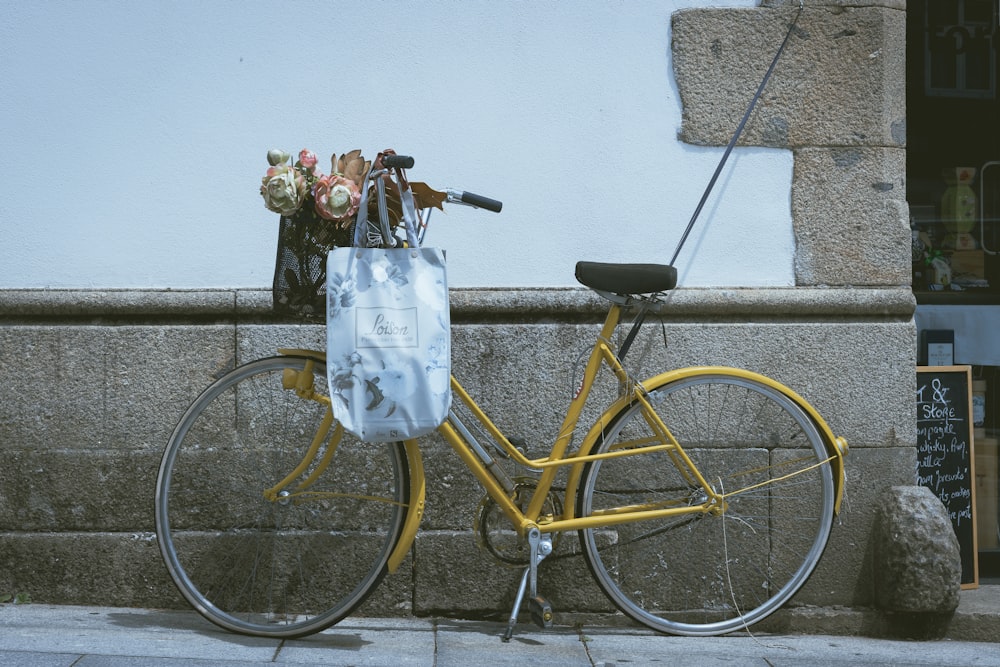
<box><xmin>313</xmin><ymin>174</ymin><xmax>361</xmax><ymax>222</ymax></box>
<box><xmin>298</xmin><ymin>149</ymin><xmax>318</xmax><ymax>171</ymax></box>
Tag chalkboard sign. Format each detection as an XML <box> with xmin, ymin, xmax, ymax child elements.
<box><xmin>916</xmin><ymin>366</ymin><xmax>979</xmax><ymax>588</ymax></box>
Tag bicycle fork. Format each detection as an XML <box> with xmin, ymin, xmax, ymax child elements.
<box><xmin>502</xmin><ymin>527</ymin><xmax>554</xmax><ymax>642</ymax></box>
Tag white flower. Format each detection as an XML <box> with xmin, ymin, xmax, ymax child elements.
<box><xmin>260</xmin><ymin>165</ymin><xmax>307</xmax><ymax>216</ymax></box>
<box><xmin>267</xmin><ymin>149</ymin><xmax>290</xmax><ymax>166</ymax></box>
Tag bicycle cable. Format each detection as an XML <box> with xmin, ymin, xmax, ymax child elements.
<box><xmin>668</xmin><ymin>0</ymin><xmax>804</xmax><ymax>267</ymax></box>
<box><xmin>718</xmin><ymin>475</ymin><xmax>792</xmax><ymax>650</ymax></box>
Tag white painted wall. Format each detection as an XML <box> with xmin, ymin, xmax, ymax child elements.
<box><xmin>0</xmin><ymin>0</ymin><xmax>793</xmax><ymax>289</ymax></box>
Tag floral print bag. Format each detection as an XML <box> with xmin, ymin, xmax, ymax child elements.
<box><xmin>325</xmin><ymin>163</ymin><xmax>451</xmax><ymax>442</ymax></box>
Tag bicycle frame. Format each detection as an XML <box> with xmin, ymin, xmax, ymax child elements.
<box><xmin>278</xmin><ymin>300</ymin><xmax>847</xmax><ymax>576</ymax></box>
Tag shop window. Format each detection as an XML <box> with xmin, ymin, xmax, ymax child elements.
<box><xmin>909</xmin><ymin>0</ymin><xmax>999</xmax><ymax>297</ymax></box>
<box><xmin>909</xmin><ymin>0</ymin><xmax>1000</xmax><ymax>584</ymax></box>
<box><xmin>925</xmin><ymin>0</ymin><xmax>996</xmax><ymax>98</ymax></box>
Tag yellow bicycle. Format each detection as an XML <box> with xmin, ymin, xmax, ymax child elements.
<box><xmin>154</xmin><ymin>160</ymin><xmax>848</xmax><ymax>641</ymax></box>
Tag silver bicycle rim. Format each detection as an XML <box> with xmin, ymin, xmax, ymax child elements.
<box><xmin>578</xmin><ymin>373</ymin><xmax>836</xmax><ymax>636</ymax></box>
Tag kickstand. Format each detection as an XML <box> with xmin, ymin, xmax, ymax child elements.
<box><xmin>501</xmin><ymin>527</ymin><xmax>553</xmax><ymax>642</ymax></box>
<box><xmin>502</xmin><ymin>567</ymin><xmax>531</xmax><ymax>642</ymax></box>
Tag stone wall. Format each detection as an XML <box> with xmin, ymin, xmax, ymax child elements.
<box><xmin>0</xmin><ymin>286</ymin><xmax>914</xmax><ymax>616</ymax></box>
<box><xmin>0</xmin><ymin>0</ymin><xmax>915</xmax><ymax>624</ymax></box>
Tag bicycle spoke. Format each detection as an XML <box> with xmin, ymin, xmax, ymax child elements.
<box><xmin>155</xmin><ymin>356</ymin><xmax>409</xmax><ymax>638</ymax></box>
<box><xmin>577</xmin><ymin>373</ymin><xmax>834</xmax><ymax>636</ymax></box>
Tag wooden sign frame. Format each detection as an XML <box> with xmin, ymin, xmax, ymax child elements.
<box><xmin>917</xmin><ymin>365</ymin><xmax>979</xmax><ymax>589</ymax></box>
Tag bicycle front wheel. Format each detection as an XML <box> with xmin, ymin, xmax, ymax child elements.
<box><xmin>577</xmin><ymin>373</ymin><xmax>835</xmax><ymax>636</ymax></box>
<box><xmin>155</xmin><ymin>355</ymin><xmax>410</xmax><ymax>638</ymax></box>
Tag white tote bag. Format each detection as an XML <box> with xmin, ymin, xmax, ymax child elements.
<box><xmin>325</xmin><ymin>162</ymin><xmax>451</xmax><ymax>442</ymax></box>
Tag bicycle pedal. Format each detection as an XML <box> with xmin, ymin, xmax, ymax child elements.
<box><xmin>528</xmin><ymin>595</ymin><xmax>553</xmax><ymax>629</ymax></box>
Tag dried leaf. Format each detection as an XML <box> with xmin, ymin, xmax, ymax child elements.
<box><xmin>332</xmin><ymin>149</ymin><xmax>371</xmax><ymax>187</ymax></box>
<box><xmin>363</xmin><ymin>178</ymin><xmax>447</xmax><ymax>231</ymax></box>
<box><xmin>411</xmin><ymin>182</ymin><xmax>447</xmax><ymax>211</ymax></box>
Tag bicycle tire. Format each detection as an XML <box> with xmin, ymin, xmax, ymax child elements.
<box><xmin>576</xmin><ymin>372</ymin><xmax>835</xmax><ymax>636</ymax></box>
<box><xmin>155</xmin><ymin>355</ymin><xmax>410</xmax><ymax>638</ymax></box>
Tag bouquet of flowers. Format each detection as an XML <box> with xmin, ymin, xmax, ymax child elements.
<box><xmin>262</xmin><ymin>148</ymin><xmax>370</xmax><ymax>228</ymax></box>
<box><xmin>262</xmin><ymin>148</ymin><xmax>371</xmax><ymax>318</ymax></box>
<box><xmin>262</xmin><ymin>147</ymin><xmax>447</xmax><ymax>319</ymax></box>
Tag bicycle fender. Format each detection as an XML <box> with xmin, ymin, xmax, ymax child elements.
<box><xmin>388</xmin><ymin>439</ymin><xmax>425</xmax><ymax>573</ymax></box>
<box><xmin>279</xmin><ymin>348</ymin><xmax>326</xmax><ymax>360</ymax></box>
<box><xmin>276</xmin><ymin>350</ymin><xmax>424</xmax><ymax>573</ymax></box>
<box><xmin>572</xmin><ymin>366</ymin><xmax>848</xmax><ymax>516</ymax></box>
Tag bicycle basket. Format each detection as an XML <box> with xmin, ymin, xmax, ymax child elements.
<box><xmin>271</xmin><ymin>212</ymin><xmax>351</xmax><ymax>320</ymax></box>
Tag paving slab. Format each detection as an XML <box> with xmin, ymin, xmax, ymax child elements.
<box><xmin>584</xmin><ymin>630</ymin><xmax>1000</xmax><ymax>667</ymax></box>
<box><xmin>434</xmin><ymin>619</ymin><xmax>591</xmax><ymax>667</ymax></box>
<box><xmin>1</xmin><ymin>604</ymin><xmax>999</xmax><ymax>667</ymax></box>
<box><xmin>279</xmin><ymin>617</ymin><xmax>435</xmax><ymax>666</ymax></box>
<box><xmin>0</xmin><ymin>606</ymin><xmax>279</xmax><ymax>664</ymax></box>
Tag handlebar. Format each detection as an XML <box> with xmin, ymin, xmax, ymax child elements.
<box><xmin>377</xmin><ymin>152</ymin><xmax>503</xmax><ymax>213</ymax></box>
<box><xmin>381</xmin><ymin>154</ymin><xmax>415</xmax><ymax>169</ymax></box>
<box><xmin>446</xmin><ymin>189</ymin><xmax>503</xmax><ymax>213</ymax></box>
<box><xmin>375</xmin><ymin>149</ymin><xmax>504</xmax><ymax>236</ymax></box>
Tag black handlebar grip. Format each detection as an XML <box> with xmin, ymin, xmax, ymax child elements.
<box><xmin>382</xmin><ymin>154</ymin><xmax>414</xmax><ymax>169</ymax></box>
<box><xmin>461</xmin><ymin>191</ymin><xmax>503</xmax><ymax>213</ymax></box>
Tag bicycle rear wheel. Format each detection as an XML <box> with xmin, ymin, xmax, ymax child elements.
<box><xmin>155</xmin><ymin>355</ymin><xmax>410</xmax><ymax>638</ymax></box>
<box><xmin>577</xmin><ymin>373</ymin><xmax>835</xmax><ymax>636</ymax></box>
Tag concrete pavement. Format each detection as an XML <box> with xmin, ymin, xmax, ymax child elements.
<box><xmin>1</xmin><ymin>603</ymin><xmax>999</xmax><ymax>667</ymax></box>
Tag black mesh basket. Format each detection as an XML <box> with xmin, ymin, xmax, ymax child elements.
<box><xmin>272</xmin><ymin>211</ymin><xmax>351</xmax><ymax>320</ymax></box>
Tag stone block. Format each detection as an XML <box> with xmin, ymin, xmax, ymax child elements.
<box><xmin>0</xmin><ymin>532</ymin><xmax>178</xmax><ymax>608</ymax></box>
<box><xmin>765</xmin><ymin>1</ymin><xmax>906</xmax><ymax>8</ymax></box>
<box><xmin>413</xmin><ymin>530</ymin><xmax>524</xmax><ymax>616</ymax></box>
<box><xmin>0</xmin><ymin>449</ymin><xmax>159</xmax><ymax>532</ymax></box>
<box><xmin>235</xmin><ymin>289</ymin><xmax>272</xmax><ymax>315</ymax></box>
<box><xmin>0</xmin><ymin>532</ymin><xmax>413</xmax><ymax>618</ymax></box>
<box><xmin>354</xmin><ymin>552</ymin><xmax>415</xmax><ymax>618</ymax></box>
<box><xmin>412</xmin><ymin>530</ymin><xmax>610</xmax><ymax>619</ymax></box>
<box><xmin>451</xmin><ymin>324</ymin><xmax>589</xmax><ymax>439</ymax></box>
<box><xmin>0</xmin><ymin>289</ymin><xmax>237</xmax><ymax>318</ymax></box>
<box><xmin>797</xmin><ymin>447</ymin><xmax>917</xmax><ymax>608</ymax></box>
<box><xmin>792</xmin><ymin>147</ymin><xmax>910</xmax><ymax>286</ymax></box>
<box><xmin>624</xmin><ymin>319</ymin><xmax>917</xmax><ymax>450</ymax></box>
<box><xmin>672</xmin><ymin>5</ymin><xmax>905</xmax><ymax>148</ymax></box>
<box><xmin>418</xmin><ymin>435</ymin><xmax>492</xmax><ymax>531</ymax></box>
<box><xmin>874</xmin><ymin>485</ymin><xmax>962</xmax><ymax>614</ymax></box>
<box><xmin>447</xmin><ymin>314</ymin><xmax>917</xmax><ymax>454</ymax></box>
<box><xmin>237</xmin><ymin>323</ymin><xmax>325</xmax><ymax>363</ymax></box>
<box><xmin>0</xmin><ymin>325</ymin><xmax>234</xmax><ymax>453</ymax></box>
